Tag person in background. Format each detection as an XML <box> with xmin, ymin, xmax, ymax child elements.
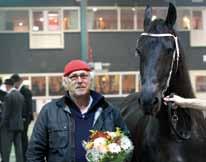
<box><xmin>0</xmin><ymin>78</ymin><xmax>7</xmax><ymax>160</ymax></box>
<box><xmin>164</xmin><ymin>94</ymin><xmax>206</xmax><ymax>111</ymax></box>
<box><xmin>0</xmin><ymin>78</ymin><xmax>7</xmax><ymax>103</ymax></box>
<box><xmin>0</xmin><ymin>79</ymin><xmax>24</xmax><ymax>162</ymax></box>
<box><xmin>10</xmin><ymin>74</ymin><xmax>33</xmax><ymax>162</ymax></box>
<box><xmin>27</xmin><ymin>59</ymin><xmax>130</xmax><ymax>162</ymax></box>
<box><xmin>0</xmin><ymin>78</ymin><xmax>7</xmax><ymax>117</ymax></box>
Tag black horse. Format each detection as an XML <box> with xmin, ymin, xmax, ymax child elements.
<box><xmin>120</xmin><ymin>3</ymin><xmax>206</xmax><ymax>162</ymax></box>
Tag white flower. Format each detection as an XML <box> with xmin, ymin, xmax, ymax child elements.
<box><xmin>93</xmin><ymin>137</ymin><xmax>107</xmax><ymax>148</ymax></box>
<box><xmin>108</xmin><ymin>143</ymin><xmax>121</xmax><ymax>153</ymax></box>
<box><xmin>120</xmin><ymin>136</ymin><xmax>134</xmax><ymax>151</ymax></box>
<box><xmin>108</xmin><ymin>132</ymin><xmax>117</xmax><ymax>138</ymax></box>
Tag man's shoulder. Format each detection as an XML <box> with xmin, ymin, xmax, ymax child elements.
<box><xmin>8</xmin><ymin>89</ymin><xmax>24</xmax><ymax>100</ymax></box>
<box><xmin>100</xmin><ymin>100</ymin><xmax>120</xmax><ymax>114</ymax></box>
<box><xmin>42</xmin><ymin>97</ymin><xmax>64</xmax><ymax>112</ymax></box>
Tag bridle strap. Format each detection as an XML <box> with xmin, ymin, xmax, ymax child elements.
<box><xmin>168</xmin><ymin>102</ymin><xmax>191</xmax><ymax>140</ymax></box>
<box><xmin>139</xmin><ymin>33</ymin><xmax>191</xmax><ymax>141</ymax></box>
<box><xmin>140</xmin><ymin>33</ymin><xmax>180</xmax><ymax>97</ymax></box>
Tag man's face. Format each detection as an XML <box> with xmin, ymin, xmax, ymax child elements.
<box><xmin>5</xmin><ymin>84</ymin><xmax>12</xmax><ymax>91</ymax></box>
<box><xmin>64</xmin><ymin>70</ymin><xmax>91</xmax><ymax>97</ymax></box>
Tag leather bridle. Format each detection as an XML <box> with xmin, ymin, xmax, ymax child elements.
<box><xmin>139</xmin><ymin>33</ymin><xmax>191</xmax><ymax>140</ymax></box>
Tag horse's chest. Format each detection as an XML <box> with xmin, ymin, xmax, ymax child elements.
<box><xmin>160</xmin><ymin>139</ymin><xmax>206</xmax><ymax>162</ymax></box>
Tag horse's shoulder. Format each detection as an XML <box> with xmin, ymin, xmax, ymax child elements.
<box><xmin>120</xmin><ymin>92</ymin><xmax>140</xmax><ymax>108</ymax></box>
<box><xmin>119</xmin><ymin>92</ymin><xmax>143</xmax><ymax>132</ymax></box>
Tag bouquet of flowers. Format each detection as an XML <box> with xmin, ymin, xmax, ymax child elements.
<box><xmin>83</xmin><ymin>127</ymin><xmax>134</xmax><ymax>162</ymax></box>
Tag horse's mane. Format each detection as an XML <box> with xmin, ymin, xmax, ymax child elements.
<box><xmin>167</xmin><ymin>33</ymin><xmax>206</xmax><ymax>139</ymax></box>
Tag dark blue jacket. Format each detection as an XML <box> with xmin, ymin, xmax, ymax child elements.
<box><xmin>26</xmin><ymin>91</ymin><xmax>130</xmax><ymax>162</ymax></box>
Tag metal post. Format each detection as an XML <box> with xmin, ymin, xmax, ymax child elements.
<box><xmin>80</xmin><ymin>0</ymin><xmax>88</xmax><ymax>61</ymax></box>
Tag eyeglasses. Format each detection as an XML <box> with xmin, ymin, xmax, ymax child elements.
<box><xmin>68</xmin><ymin>73</ymin><xmax>89</xmax><ymax>81</ymax></box>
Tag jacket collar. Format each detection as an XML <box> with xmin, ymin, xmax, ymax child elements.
<box><xmin>55</xmin><ymin>90</ymin><xmax>106</xmax><ymax>114</ymax></box>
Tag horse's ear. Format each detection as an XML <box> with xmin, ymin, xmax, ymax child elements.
<box><xmin>165</xmin><ymin>2</ymin><xmax>177</xmax><ymax>28</ymax></box>
<box><xmin>144</xmin><ymin>5</ymin><xmax>152</xmax><ymax>31</ymax></box>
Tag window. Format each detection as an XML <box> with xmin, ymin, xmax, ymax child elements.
<box><xmin>32</xmin><ymin>11</ymin><xmax>44</xmax><ymax>31</ymax></box>
<box><xmin>63</xmin><ymin>9</ymin><xmax>79</xmax><ymax>30</ymax></box>
<box><xmin>0</xmin><ymin>10</ymin><xmax>29</xmax><ymax>32</ymax></box>
<box><xmin>48</xmin><ymin>11</ymin><xmax>61</xmax><ymax>31</ymax></box>
<box><xmin>176</xmin><ymin>9</ymin><xmax>191</xmax><ymax>30</ymax></box>
<box><xmin>136</xmin><ymin>9</ymin><xmax>144</xmax><ymax>30</ymax></box>
<box><xmin>30</xmin><ymin>9</ymin><xmax>64</xmax><ymax>49</ymax></box>
<box><xmin>32</xmin><ymin>10</ymin><xmax>61</xmax><ymax>32</ymax></box>
<box><xmin>192</xmin><ymin>10</ymin><xmax>203</xmax><ymax>30</ymax></box>
<box><xmin>87</xmin><ymin>8</ymin><xmax>117</xmax><ymax>30</ymax></box>
<box><xmin>120</xmin><ymin>8</ymin><xmax>135</xmax><ymax>30</ymax></box>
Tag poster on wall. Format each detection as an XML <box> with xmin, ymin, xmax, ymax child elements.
<box><xmin>94</xmin><ymin>74</ymin><xmax>120</xmax><ymax>95</ymax></box>
<box><xmin>31</xmin><ymin>76</ymin><xmax>46</xmax><ymax>96</ymax></box>
<box><xmin>122</xmin><ymin>74</ymin><xmax>136</xmax><ymax>94</ymax></box>
<box><xmin>195</xmin><ymin>75</ymin><xmax>206</xmax><ymax>92</ymax></box>
<box><xmin>48</xmin><ymin>76</ymin><xmax>64</xmax><ymax>96</ymax></box>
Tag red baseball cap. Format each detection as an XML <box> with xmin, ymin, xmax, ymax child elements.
<box><xmin>64</xmin><ymin>59</ymin><xmax>91</xmax><ymax>76</ymax></box>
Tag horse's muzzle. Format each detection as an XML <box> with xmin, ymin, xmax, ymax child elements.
<box><xmin>138</xmin><ymin>91</ymin><xmax>161</xmax><ymax>115</ymax></box>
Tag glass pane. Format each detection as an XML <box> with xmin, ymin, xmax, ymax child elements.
<box><xmin>47</xmin><ymin>11</ymin><xmax>61</xmax><ymax>31</ymax></box>
<box><xmin>87</xmin><ymin>9</ymin><xmax>117</xmax><ymax>30</ymax></box>
<box><xmin>32</xmin><ymin>11</ymin><xmax>44</xmax><ymax>31</ymax></box>
<box><xmin>120</xmin><ymin>8</ymin><xmax>135</xmax><ymax>29</ymax></box>
<box><xmin>63</xmin><ymin>10</ymin><xmax>79</xmax><ymax>30</ymax></box>
<box><xmin>122</xmin><ymin>74</ymin><xmax>136</xmax><ymax>94</ymax></box>
<box><xmin>31</xmin><ymin>76</ymin><xmax>46</xmax><ymax>96</ymax></box>
<box><xmin>136</xmin><ymin>9</ymin><xmax>144</xmax><ymax>30</ymax></box>
<box><xmin>196</xmin><ymin>76</ymin><xmax>206</xmax><ymax>92</ymax></box>
<box><xmin>0</xmin><ymin>10</ymin><xmax>29</xmax><ymax>32</ymax></box>
<box><xmin>94</xmin><ymin>75</ymin><xmax>119</xmax><ymax>94</ymax></box>
<box><xmin>49</xmin><ymin>76</ymin><xmax>64</xmax><ymax>96</ymax></box>
<box><xmin>192</xmin><ymin>10</ymin><xmax>203</xmax><ymax>30</ymax></box>
<box><xmin>176</xmin><ymin>9</ymin><xmax>191</xmax><ymax>30</ymax></box>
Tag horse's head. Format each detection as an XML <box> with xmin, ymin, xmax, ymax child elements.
<box><xmin>137</xmin><ymin>3</ymin><xmax>179</xmax><ymax>115</ymax></box>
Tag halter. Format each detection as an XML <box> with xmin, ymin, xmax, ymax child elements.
<box><xmin>139</xmin><ymin>33</ymin><xmax>191</xmax><ymax>140</ymax></box>
<box><xmin>139</xmin><ymin>33</ymin><xmax>180</xmax><ymax>97</ymax></box>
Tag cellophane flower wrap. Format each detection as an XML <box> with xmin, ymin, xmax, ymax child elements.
<box><xmin>83</xmin><ymin>127</ymin><xmax>134</xmax><ymax>162</ymax></box>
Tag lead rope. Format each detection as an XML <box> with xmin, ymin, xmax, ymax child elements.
<box><xmin>168</xmin><ymin>101</ymin><xmax>191</xmax><ymax>140</ymax></box>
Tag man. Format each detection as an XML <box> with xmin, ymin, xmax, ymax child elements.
<box><xmin>0</xmin><ymin>78</ymin><xmax>7</xmax><ymax>119</ymax></box>
<box><xmin>0</xmin><ymin>78</ymin><xmax>7</xmax><ymax>103</ymax></box>
<box><xmin>27</xmin><ymin>59</ymin><xmax>130</xmax><ymax>162</ymax></box>
<box><xmin>0</xmin><ymin>79</ymin><xmax>24</xmax><ymax>162</ymax></box>
<box><xmin>10</xmin><ymin>74</ymin><xmax>33</xmax><ymax>162</ymax></box>
<box><xmin>0</xmin><ymin>78</ymin><xmax>7</xmax><ymax>159</ymax></box>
